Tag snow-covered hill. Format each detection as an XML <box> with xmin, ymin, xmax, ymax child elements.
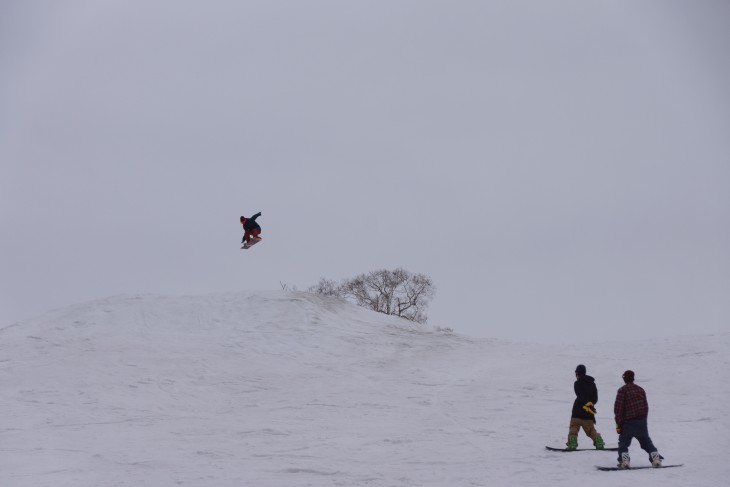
<box><xmin>1</xmin><ymin>291</ymin><xmax>727</xmax><ymax>486</ymax></box>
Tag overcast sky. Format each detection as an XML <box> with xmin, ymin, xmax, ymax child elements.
<box><xmin>2</xmin><ymin>0</ymin><xmax>728</xmax><ymax>343</ymax></box>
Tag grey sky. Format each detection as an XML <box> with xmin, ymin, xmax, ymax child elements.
<box><xmin>2</xmin><ymin>0</ymin><xmax>728</xmax><ymax>343</ymax></box>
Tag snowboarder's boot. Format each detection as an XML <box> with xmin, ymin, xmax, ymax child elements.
<box><xmin>566</xmin><ymin>436</ymin><xmax>578</xmax><ymax>451</ymax></box>
<box><xmin>593</xmin><ymin>434</ymin><xmax>604</xmax><ymax>449</ymax></box>
<box><xmin>650</xmin><ymin>451</ymin><xmax>663</xmax><ymax>467</ymax></box>
<box><xmin>618</xmin><ymin>453</ymin><xmax>630</xmax><ymax>469</ymax></box>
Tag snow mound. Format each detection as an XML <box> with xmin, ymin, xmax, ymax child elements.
<box><xmin>1</xmin><ymin>291</ymin><xmax>728</xmax><ymax>486</ymax></box>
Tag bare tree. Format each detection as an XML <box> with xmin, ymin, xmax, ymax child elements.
<box><xmin>312</xmin><ymin>268</ymin><xmax>435</xmax><ymax>324</ymax></box>
<box><xmin>307</xmin><ymin>278</ymin><xmax>344</xmax><ymax>298</ymax></box>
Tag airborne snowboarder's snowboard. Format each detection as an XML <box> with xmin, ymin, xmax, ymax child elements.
<box><xmin>596</xmin><ymin>464</ymin><xmax>683</xmax><ymax>471</ymax></box>
<box><xmin>545</xmin><ymin>446</ymin><xmax>618</xmax><ymax>452</ymax></box>
<box><xmin>241</xmin><ymin>239</ymin><xmax>261</xmax><ymax>250</ymax></box>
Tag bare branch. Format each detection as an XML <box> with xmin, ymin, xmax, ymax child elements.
<box><xmin>309</xmin><ymin>268</ymin><xmax>435</xmax><ymax>324</ymax></box>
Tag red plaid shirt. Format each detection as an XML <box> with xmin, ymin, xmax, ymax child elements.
<box><xmin>614</xmin><ymin>382</ymin><xmax>649</xmax><ymax>425</ymax></box>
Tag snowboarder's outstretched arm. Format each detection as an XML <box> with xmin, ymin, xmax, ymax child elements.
<box><xmin>250</xmin><ymin>212</ymin><xmax>261</xmax><ymax>221</ymax></box>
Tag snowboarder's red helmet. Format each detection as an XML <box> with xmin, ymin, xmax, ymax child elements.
<box><xmin>240</xmin><ymin>216</ymin><xmax>246</xmax><ymax>223</ymax></box>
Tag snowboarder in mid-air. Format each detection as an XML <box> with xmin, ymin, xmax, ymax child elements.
<box><xmin>566</xmin><ymin>364</ymin><xmax>604</xmax><ymax>450</ymax></box>
<box><xmin>240</xmin><ymin>212</ymin><xmax>262</xmax><ymax>248</ymax></box>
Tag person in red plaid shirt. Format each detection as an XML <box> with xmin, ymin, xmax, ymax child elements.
<box><xmin>613</xmin><ymin>370</ymin><xmax>664</xmax><ymax>468</ymax></box>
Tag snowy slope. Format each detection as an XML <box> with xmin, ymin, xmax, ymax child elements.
<box><xmin>1</xmin><ymin>291</ymin><xmax>728</xmax><ymax>486</ymax></box>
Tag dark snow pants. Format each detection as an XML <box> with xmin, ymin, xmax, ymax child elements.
<box><xmin>617</xmin><ymin>417</ymin><xmax>658</xmax><ymax>463</ymax></box>
<box><xmin>242</xmin><ymin>228</ymin><xmax>261</xmax><ymax>243</ymax></box>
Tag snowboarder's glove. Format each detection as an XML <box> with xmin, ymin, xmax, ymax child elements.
<box><xmin>615</xmin><ymin>424</ymin><xmax>621</xmax><ymax>434</ymax></box>
<box><xmin>582</xmin><ymin>401</ymin><xmax>597</xmax><ymax>415</ymax></box>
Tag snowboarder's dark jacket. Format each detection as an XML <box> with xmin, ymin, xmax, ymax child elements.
<box><xmin>242</xmin><ymin>212</ymin><xmax>261</xmax><ymax>231</ymax></box>
<box><xmin>572</xmin><ymin>374</ymin><xmax>598</xmax><ymax>422</ymax></box>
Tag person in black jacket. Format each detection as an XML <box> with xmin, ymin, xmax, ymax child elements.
<box><xmin>566</xmin><ymin>364</ymin><xmax>604</xmax><ymax>450</ymax></box>
<box><xmin>240</xmin><ymin>212</ymin><xmax>262</xmax><ymax>245</ymax></box>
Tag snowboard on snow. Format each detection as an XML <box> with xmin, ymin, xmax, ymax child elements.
<box><xmin>241</xmin><ymin>239</ymin><xmax>262</xmax><ymax>250</ymax></box>
<box><xmin>596</xmin><ymin>464</ymin><xmax>683</xmax><ymax>471</ymax></box>
<box><xmin>545</xmin><ymin>446</ymin><xmax>618</xmax><ymax>452</ymax></box>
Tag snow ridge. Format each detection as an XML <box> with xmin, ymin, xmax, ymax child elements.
<box><xmin>1</xmin><ymin>291</ymin><xmax>728</xmax><ymax>486</ymax></box>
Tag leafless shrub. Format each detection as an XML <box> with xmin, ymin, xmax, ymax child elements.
<box><xmin>309</xmin><ymin>268</ymin><xmax>435</xmax><ymax>324</ymax></box>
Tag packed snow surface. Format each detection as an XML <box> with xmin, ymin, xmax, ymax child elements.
<box><xmin>1</xmin><ymin>291</ymin><xmax>728</xmax><ymax>486</ymax></box>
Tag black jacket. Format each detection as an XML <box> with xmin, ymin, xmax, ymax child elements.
<box><xmin>242</xmin><ymin>212</ymin><xmax>261</xmax><ymax>231</ymax></box>
<box><xmin>571</xmin><ymin>374</ymin><xmax>598</xmax><ymax>421</ymax></box>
